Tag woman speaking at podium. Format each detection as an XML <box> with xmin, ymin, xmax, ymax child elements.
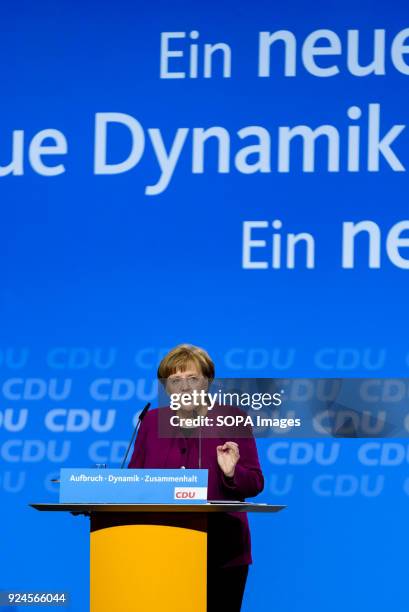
<box><xmin>128</xmin><ymin>344</ymin><xmax>264</xmax><ymax>612</ymax></box>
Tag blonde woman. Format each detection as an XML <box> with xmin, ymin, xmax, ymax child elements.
<box><xmin>128</xmin><ymin>344</ymin><xmax>264</xmax><ymax>612</ymax></box>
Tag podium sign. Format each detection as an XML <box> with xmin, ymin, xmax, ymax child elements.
<box><xmin>59</xmin><ymin>468</ymin><xmax>208</xmax><ymax>504</ymax></box>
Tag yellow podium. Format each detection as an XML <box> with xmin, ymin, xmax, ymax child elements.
<box><xmin>31</xmin><ymin>502</ymin><xmax>285</xmax><ymax>612</ymax></box>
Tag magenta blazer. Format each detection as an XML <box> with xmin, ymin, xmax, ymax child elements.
<box><xmin>128</xmin><ymin>405</ymin><xmax>264</xmax><ymax>567</ymax></box>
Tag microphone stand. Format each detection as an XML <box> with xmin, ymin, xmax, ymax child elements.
<box><xmin>120</xmin><ymin>402</ymin><xmax>151</xmax><ymax>468</ymax></box>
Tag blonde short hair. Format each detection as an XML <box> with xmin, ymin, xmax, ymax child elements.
<box><xmin>157</xmin><ymin>344</ymin><xmax>215</xmax><ymax>381</ymax></box>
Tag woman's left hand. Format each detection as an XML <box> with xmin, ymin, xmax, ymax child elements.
<box><xmin>216</xmin><ymin>441</ymin><xmax>240</xmax><ymax>477</ymax></box>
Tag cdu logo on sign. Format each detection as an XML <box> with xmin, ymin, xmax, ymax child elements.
<box><xmin>174</xmin><ymin>487</ymin><xmax>208</xmax><ymax>500</ymax></box>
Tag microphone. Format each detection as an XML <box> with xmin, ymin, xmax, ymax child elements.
<box><xmin>192</xmin><ymin>406</ymin><xmax>202</xmax><ymax>470</ymax></box>
<box><xmin>120</xmin><ymin>402</ymin><xmax>151</xmax><ymax>468</ymax></box>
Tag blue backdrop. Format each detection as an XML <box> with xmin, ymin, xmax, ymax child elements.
<box><xmin>1</xmin><ymin>1</ymin><xmax>409</xmax><ymax>610</ymax></box>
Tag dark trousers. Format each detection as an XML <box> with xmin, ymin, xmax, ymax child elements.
<box><xmin>207</xmin><ymin>564</ymin><xmax>249</xmax><ymax>612</ymax></box>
